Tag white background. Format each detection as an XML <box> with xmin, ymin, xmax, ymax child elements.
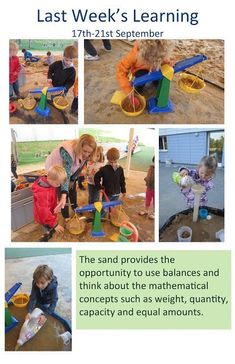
<box><xmin>1</xmin><ymin>0</ymin><xmax>234</xmax><ymax>363</ymax></box>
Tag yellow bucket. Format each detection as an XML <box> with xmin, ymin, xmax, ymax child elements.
<box><xmin>178</xmin><ymin>73</ymin><xmax>205</xmax><ymax>94</ymax></box>
<box><xmin>120</xmin><ymin>94</ymin><xmax>146</xmax><ymax>117</ymax></box>
<box><xmin>53</xmin><ymin>96</ymin><xmax>69</xmax><ymax>110</ymax></box>
<box><xmin>12</xmin><ymin>293</ymin><xmax>29</xmax><ymax>308</ymax></box>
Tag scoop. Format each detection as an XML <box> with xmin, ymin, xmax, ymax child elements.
<box><xmin>191</xmin><ymin>184</ymin><xmax>205</xmax><ymax>222</ymax></box>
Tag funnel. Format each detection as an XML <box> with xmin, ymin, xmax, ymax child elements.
<box><xmin>191</xmin><ymin>184</ymin><xmax>205</xmax><ymax>222</ymax></box>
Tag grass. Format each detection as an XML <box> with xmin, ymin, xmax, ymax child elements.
<box><xmin>119</xmin><ymin>146</ymin><xmax>154</xmax><ymax>172</ymax></box>
<box><xmin>17</xmin><ymin>141</ymin><xmax>63</xmax><ymax>165</ymax></box>
<box><xmin>12</xmin><ymin>39</ymin><xmax>74</xmax><ymax>51</ymax></box>
<box><xmin>17</xmin><ymin>139</ymin><xmax>154</xmax><ymax>172</ymax></box>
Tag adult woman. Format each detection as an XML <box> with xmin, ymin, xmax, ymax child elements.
<box><xmin>45</xmin><ymin>134</ymin><xmax>97</xmax><ymax>218</ymax></box>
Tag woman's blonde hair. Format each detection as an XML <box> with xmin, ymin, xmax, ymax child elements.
<box><xmin>33</xmin><ymin>265</ymin><xmax>54</xmax><ymax>283</ymax></box>
<box><xmin>138</xmin><ymin>40</ymin><xmax>170</xmax><ymax>69</ymax></box>
<box><xmin>72</xmin><ymin>134</ymin><xmax>97</xmax><ymax>160</ymax></box>
<box><xmin>199</xmin><ymin>155</ymin><xmax>218</xmax><ymax>176</ymax></box>
<box><xmin>96</xmin><ymin>146</ymin><xmax>105</xmax><ymax>163</ymax></box>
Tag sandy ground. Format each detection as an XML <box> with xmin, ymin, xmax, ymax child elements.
<box><xmin>159</xmin><ymin>211</ymin><xmax>224</xmax><ymax>242</ymax></box>
<box><xmin>84</xmin><ymin>40</ymin><xmax>224</xmax><ymax>124</ymax></box>
<box><xmin>11</xmin><ymin>170</ymin><xmax>154</xmax><ymax>243</ymax></box>
<box><xmin>10</xmin><ymin>55</ymin><xmax>78</xmax><ymax>124</ymax></box>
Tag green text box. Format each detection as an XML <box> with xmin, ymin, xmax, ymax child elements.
<box><xmin>76</xmin><ymin>251</ymin><xmax>231</xmax><ymax>329</ymax></box>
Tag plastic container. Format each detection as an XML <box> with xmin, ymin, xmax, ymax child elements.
<box><xmin>12</xmin><ymin>293</ymin><xmax>29</xmax><ymax>308</ymax></box>
<box><xmin>199</xmin><ymin>208</ymin><xmax>208</xmax><ymax>219</ymax></box>
<box><xmin>59</xmin><ymin>331</ymin><xmax>72</xmax><ymax>345</ymax></box>
<box><xmin>178</xmin><ymin>73</ymin><xmax>205</xmax><ymax>94</ymax></box>
<box><xmin>215</xmin><ymin>229</ymin><xmax>224</xmax><ymax>242</ymax></box>
<box><xmin>119</xmin><ymin>226</ymin><xmax>133</xmax><ymax>239</ymax></box>
<box><xmin>15</xmin><ymin>308</ymin><xmax>46</xmax><ymax>350</ymax></box>
<box><xmin>120</xmin><ymin>95</ymin><xmax>146</xmax><ymax>117</ymax></box>
<box><xmin>177</xmin><ymin>226</ymin><xmax>192</xmax><ymax>242</ymax></box>
<box><xmin>53</xmin><ymin>96</ymin><xmax>69</xmax><ymax>110</ymax></box>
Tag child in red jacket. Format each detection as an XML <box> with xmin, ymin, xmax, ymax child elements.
<box><xmin>32</xmin><ymin>165</ymin><xmax>67</xmax><ymax>242</ymax></box>
<box><xmin>9</xmin><ymin>41</ymin><xmax>21</xmax><ymax>98</ymax></box>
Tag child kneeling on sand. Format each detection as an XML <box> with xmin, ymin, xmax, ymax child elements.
<box><xmin>32</xmin><ymin>165</ymin><xmax>67</xmax><ymax>242</ymax></box>
<box><xmin>26</xmin><ymin>265</ymin><xmax>58</xmax><ymax>324</ymax></box>
<box><xmin>117</xmin><ymin>40</ymin><xmax>174</xmax><ymax>105</ymax></box>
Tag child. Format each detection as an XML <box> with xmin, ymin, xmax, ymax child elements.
<box><xmin>87</xmin><ymin>146</ymin><xmax>105</xmax><ymax>204</ymax></box>
<box><xmin>94</xmin><ymin>147</ymin><xmax>126</xmax><ymax>205</ymax></box>
<box><xmin>47</xmin><ymin>45</ymin><xmax>77</xmax><ymax>94</ymax></box>
<box><xmin>43</xmin><ymin>51</ymin><xmax>54</xmax><ymax>66</ymax></box>
<box><xmin>22</xmin><ymin>49</ymin><xmax>39</xmax><ymax>62</ymax></box>
<box><xmin>117</xmin><ymin>40</ymin><xmax>174</xmax><ymax>105</ymax></box>
<box><xmin>31</xmin><ymin>165</ymin><xmax>67</xmax><ymax>242</ymax></box>
<box><xmin>178</xmin><ymin>156</ymin><xmax>218</xmax><ymax>208</ymax></box>
<box><xmin>70</xmin><ymin>77</ymin><xmax>78</xmax><ymax>114</ymax></box>
<box><xmin>26</xmin><ymin>265</ymin><xmax>58</xmax><ymax>323</ymax></box>
<box><xmin>9</xmin><ymin>41</ymin><xmax>21</xmax><ymax>98</ymax></box>
<box><xmin>139</xmin><ymin>156</ymin><xmax>155</xmax><ymax>219</ymax></box>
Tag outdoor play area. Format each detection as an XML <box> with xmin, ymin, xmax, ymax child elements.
<box><xmin>11</xmin><ymin>126</ymin><xmax>155</xmax><ymax>243</ymax></box>
<box><xmin>159</xmin><ymin>128</ymin><xmax>224</xmax><ymax>242</ymax></box>
<box><xmin>5</xmin><ymin>248</ymin><xmax>71</xmax><ymax>351</ymax></box>
<box><xmin>9</xmin><ymin>40</ymin><xmax>78</xmax><ymax>124</ymax></box>
<box><xmin>84</xmin><ymin>39</ymin><xmax>224</xmax><ymax>124</ymax></box>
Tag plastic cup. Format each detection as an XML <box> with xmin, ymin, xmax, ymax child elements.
<box><xmin>59</xmin><ymin>331</ymin><xmax>72</xmax><ymax>345</ymax></box>
<box><xmin>199</xmin><ymin>208</ymin><xmax>208</xmax><ymax>219</ymax></box>
<box><xmin>177</xmin><ymin>226</ymin><xmax>192</xmax><ymax>242</ymax></box>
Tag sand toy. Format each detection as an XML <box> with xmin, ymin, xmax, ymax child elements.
<box><xmin>178</xmin><ymin>73</ymin><xmax>205</xmax><ymax>94</ymax></box>
<box><xmin>5</xmin><ymin>282</ymin><xmax>22</xmax><ymax>334</ymax></box>
<box><xmin>132</xmin><ymin>54</ymin><xmax>207</xmax><ymax>114</ymax></box>
<box><xmin>53</xmin><ymin>96</ymin><xmax>69</xmax><ymax>110</ymax></box>
<box><xmin>29</xmin><ymin>86</ymin><xmax>65</xmax><ymax>117</ymax></box>
<box><xmin>9</xmin><ymin>102</ymin><xmax>17</xmax><ymax>114</ymax></box>
<box><xmin>75</xmin><ymin>199</ymin><xmax>123</xmax><ymax>237</ymax></box>
<box><xmin>12</xmin><ymin>294</ymin><xmax>29</xmax><ymax>308</ymax></box>
<box><xmin>110</xmin><ymin>205</ymin><xmax>130</xmax><ymax>227</ymax></box>
<box><xmin>177</xmin><ymin>226</ymin><xmax>192</xmax><ymax>242</ymax></box>
<box><xmin>15</xmin><ymin>308</ymin><xmax>47</xmax><ymax>350</ymax></box>
<box><xmin>18</xmin><ymin>95</ymin><xmax>36</xmax><ymax>110</ymax></box>
<box><xmin>191</xmin><ymin>184</ymin><xmax>205</xmax><ymax>222</ymax></box>
<box><xmin>66</xmin><ymin>214</ymin><xmax>86</xmax><ymax>235</ymax></box>
<box><xmin>172</xmin><ymin>172</ymin><xmax>194</xmax><ymax>188</ymax></box>
<box><xmin>111</xmin><ymin>90</ymin><xmax>146</xmax><ymax>117</ymax></box>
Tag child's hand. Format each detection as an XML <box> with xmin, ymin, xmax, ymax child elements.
<box><xmin>163</xmin><ymin>58</ymin><xmax>176</xmax><ymax>67</ymax></box>
<box><xmin>55</xmin><ymin>224</ymin><xmax>64</xmax><ymax>233</ymax></box>
<box><xmin>120</xmin><ymin>193</ymin><xmax>126</xmax><ymax>200</ymax></box>
<box><xmin>25</xmin><ymin>313</ymin><xmax>31</xmax><ymax>321</ymax></box>
<box><xmin>47</xmin><ymin>78</ymin><xmax>52</xmax><ymax>85</ymax></box>
<box><xmin>179</xmin><ymin>169</ymin><xmax>188</xmax><ymax>178</ymax></box>
<box><xmin>38</xmin><ymin>314</ymin><xmax>46</xmax><ymax>325</ymax></box>
<box><xmin>54</xmin><ymin>195</ymin><xmax>67</xmax><ymax>213</ymax></box>
<box><xmin>129</xmin><ymin>94</ymin><xmax>140</xmax><ymax>107</ymax></box>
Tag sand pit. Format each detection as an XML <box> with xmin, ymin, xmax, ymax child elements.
<box><xmin>10</xmin><ymin>55</ymin><xmax>77</xmax><ymax>124</ymax></box>
<box><xmin>84</xmin><ymin>40</ymin><xmax>224</xmax><ymax>124</ymax></box>
<box><xmin>5</xmin><ymin>305</ymin><xmax>71</xmax><ymax>351</ymax></box>
<box><xmin>159</xmin><ymin>210</ymin><xmax>224</xmax><ymax>242</ymax></box>
<box><xmin>11</xmin><ymin>170</ymin><xmax>154</xmax><ymax>243</ymax></box>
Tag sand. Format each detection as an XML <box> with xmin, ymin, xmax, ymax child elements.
<box><xmin>84</xmin><ymin>40</ymin><xmax>224</xmax><ymax>124</ymax></box>
<box><xmin>159</xmin><ymin>212</ymin><xmax>224</xmax><ymax>242</ymax></box>
<box><xmin>5</xmin><ymin>305</ymin><xmax>71</xmax><ymax>351</ymax></box>
<box><xmin>10</xmin><ymin>55</ymin><xmax>78</xmax><ymax>124</ymax></box>
<box><xmin>11</xmin><ymin>170</ymin><xmax>154</xmax><ymax>243</ymax></box>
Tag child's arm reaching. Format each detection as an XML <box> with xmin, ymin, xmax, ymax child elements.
<box><xmin>116</xmin><ymin>45</ymin><xmax>137</xmax><ymax>94</ymax></box>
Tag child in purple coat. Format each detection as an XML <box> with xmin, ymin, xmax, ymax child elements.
<box><xmin>179</xmin><ymin>156</ymin><xmax>218</xmax><ymax>208</ymax></box>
